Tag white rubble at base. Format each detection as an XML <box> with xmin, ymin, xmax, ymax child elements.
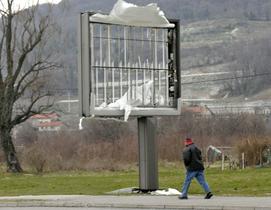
<box><xmin>151</xmin><ymin>188</ymin><xmax>181</xmax><ymax>196</ymax></box>
<box><xmin>90</xmin><ymin>0</ymin><xmax>174</xmax><ymax>28</ymax></box>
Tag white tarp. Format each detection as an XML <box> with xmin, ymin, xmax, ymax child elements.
<box><xmin>151</xmin><ymin>188</ymin><xmax>181</xmax><ymax>196</ymax></box>
<box><xmin>90</xmin><ymin>0</ymin><xmax>174</xmax><ymax>28</ymax></box>
<box><xmin>79</xmin><ymin>117</ymin><xmax>85</xmax><ymax>130</ymax></box>
<box><xmin>98</xmin><ymin>80</ymin><xmax>158</xmax><ymax>121</ymax></box>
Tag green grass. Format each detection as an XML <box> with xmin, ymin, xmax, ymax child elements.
<box><xmin>0</xmin><ymin>165</ymin><xmax>271</xmax><ymax>196</ymax></box>
<box><xmin>159</xmin><ymin>165</ymin><xmax>271</xmax><ymax>196</ymax></box>
<box><xmin>0</xmin><ymin>170</ymin><xmax>138</xmax><ymax>196</ymax></box>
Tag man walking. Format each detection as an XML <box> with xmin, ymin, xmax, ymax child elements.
<box><xmin>179</xmin><ymin>137</ymin><xmax>213</xmax><ymax>199</ymax></box>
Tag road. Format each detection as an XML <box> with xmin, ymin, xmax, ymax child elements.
<box><xmin>1</xmin><ymin>195</ymin><xmax>271</xmax><ymax>210</ymax></box>
<box><xmin>0</xmin><ymin>208</ymin><xmax>155</xmax><ymax>210</ymax></box>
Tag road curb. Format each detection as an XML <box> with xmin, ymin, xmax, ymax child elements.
<box><xmin>0</xmin><ymin>201</ymin><xmax>271</xmax><ymax>210</ymax></box>
<box><xmin>0</xmin><ymin>195</ymin><xmax>271</xmax><ymax>209</ymax></box>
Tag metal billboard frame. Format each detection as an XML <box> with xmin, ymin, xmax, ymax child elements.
<box><xmin>78</xmin><ymin>12</ymin><xmax>181</xmax><ymax>118</ymax></box>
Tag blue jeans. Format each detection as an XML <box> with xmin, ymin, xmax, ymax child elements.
<box><xmin>181</xmin><ymin>170</ymin><xmax>211</xmax><ymax>197</ymax></box>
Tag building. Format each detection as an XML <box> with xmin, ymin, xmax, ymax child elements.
<box><xmin>30</xmin><ymin>113</ymin><xmax>64</xmax><ymax>131</ymax></box>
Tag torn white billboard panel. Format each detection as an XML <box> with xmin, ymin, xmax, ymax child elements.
<box><xmin>90</xmin><ymin>0</ymin><xmax>174</xmax><ymax>28</ymax></box>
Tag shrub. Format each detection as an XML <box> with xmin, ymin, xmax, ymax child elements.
<box><xmin>17</xmin><ymin>114</ymin><xmax>271</xmax><ymax>172</ymax></box>
<box><xmin>235</xmin><ymin>136</ymin><xmax>271</xmax><ymax>166</ymax></box>
<box><xmin>21</xmin><ymin>130</ymin><xmax>138</xmax><ymax>172</ymax></box>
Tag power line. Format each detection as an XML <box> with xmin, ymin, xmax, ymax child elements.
<box><xmin>205</xmin><ymin>106</ymin><xmax>271</xmax><ymax>109</ymax></box>
<box><xmin>45</xmin><ymin>71</ymin><xmax>271</xmax><ymax>91</ymax></box>
<box><xmin>181</xmin><ymin>71</ymin><xmax>271</xmax><ymax>85</ymax></box>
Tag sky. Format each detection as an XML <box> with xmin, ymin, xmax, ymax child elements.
<box><xmin>16</xmin><ymin>0</ymin><xmax>62</xmax><ymax>8</ymax></box>
<box><xmin>1</xmin><ymin>0</ymin><xmax>62</xmax><ymax>10</ymax></box>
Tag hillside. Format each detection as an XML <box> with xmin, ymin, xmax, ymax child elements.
<box><xmin>181</xmin><ymin>19</ymin><xmax>271</xmax><ymax>100</ymax></box>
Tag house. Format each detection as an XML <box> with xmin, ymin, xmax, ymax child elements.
<box><xmin>182</xmin><ymin>104</ymin><xmax>208</xmax><ymax>115</ymax></box>
<box><xmin>30</xmin><ymin>113</ymin><xmax>64</xmax><ymax>131</ymax></box>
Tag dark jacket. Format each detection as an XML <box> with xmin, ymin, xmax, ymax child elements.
<box><xmin>183</xmin><ymin>143</ymin><xmax>204</xmax><ymax>171</ymax></box>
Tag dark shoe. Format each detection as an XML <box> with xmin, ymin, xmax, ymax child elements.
<box><xmin>178</xmin><ymin>195</ymin><xmax>188</xmax><ymax>199</ymax></box>
<box><xmin>204</xmin><ymin>192</ymin><xmax>213</xmax><ymax>199</ymax></box>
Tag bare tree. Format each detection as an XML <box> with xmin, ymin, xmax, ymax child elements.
<box><xmin>0</xmin><ymin>0</ymin><xmax>56</xmax><ymax>172</ymax></box>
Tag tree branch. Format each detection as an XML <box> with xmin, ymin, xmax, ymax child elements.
<box><xmin>0</xmin><ymin>17</ymin><xmax>6</xmax><ymax>88</ymax></box>
<box><xmin>13</xmin><ymin>15</ymin><xmax>49</xmax><ymax>84</ymax></box>
<box><xmin>5</xmin><ymin>0</ymin><xmax>14</xmax><ymax>79</ymax></box>
<box><xmin>11</xmin><ymin>92</ymin><xmax>53</xmax><ymax>126</ymax></box>
<box><xmin>14</xmin><ymin>55</ymin><xmax>57</xmax><ymax>97</ymax></box>
<box><xmin>11</xmin><ymin>15</ymin><xmax>18</xmax><ymax>56</ymax></box>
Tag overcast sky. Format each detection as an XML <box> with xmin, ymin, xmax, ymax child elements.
<box><xmin>1</xmin><ymin>0</ymin><xmax>62</xmax><ymax>10</ymax></box>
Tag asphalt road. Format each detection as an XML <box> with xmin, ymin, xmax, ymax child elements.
<box><xmin>0</xmin><ymin>208</ymin><xmax>155</xmax><ymax>210</ymax></box>
<box><xmin>1</xmin><ymin>195</ymin><xmax>271</xmax><ymax>210</ymax></box>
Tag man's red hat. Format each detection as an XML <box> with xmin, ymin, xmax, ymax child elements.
<box><xmin>184</xmin><ymin>138</ymin><xmax>193</xmax><ymax>146</ymax></box>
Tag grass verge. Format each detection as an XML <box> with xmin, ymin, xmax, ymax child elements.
<box><xmin>0</xmin><ymin>165</ymin><xmax>270</xmax><ymax>196</ymax></box>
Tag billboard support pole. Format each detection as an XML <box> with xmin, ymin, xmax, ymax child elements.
<box><xmin>138</xmin><ymin>117</ymin><xmax>158</xmax><ymax>191</ymax></box>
